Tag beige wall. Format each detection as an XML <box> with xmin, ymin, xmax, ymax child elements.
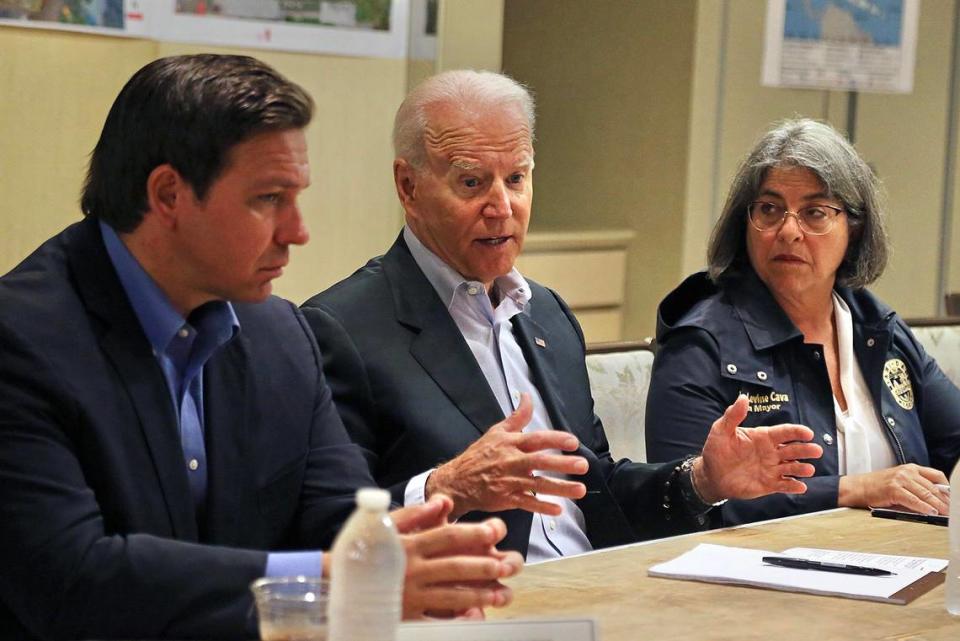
<box><xmin>6</xmin><ymin>1</ymin><xmax>959</xmax><ymax>330</ymax></box>
<box><xmin>437</xmin><ymin>0</ymin><xmax>504</xmax><ymax>72</ymax></box>
<box><xmin>0</xmin><ymin>27</ymin><xmax>408</xmax><ymax>306</ymax></box>
<box><xmin>682</xmin><ymin>0</ymin><xmax>846</xmax><ymax>280</ymax></box>
<box><xmin>502</xmin><ymin>0</ymin><xmax>960</xmax><ymax>340</ymax></box>
<box><xmin>502</xmin><ymin>0</ymin><xmax>697</xmax><ymax>339</ymax></box>
<box><xmin>856</xmin><ymin>0</ymin><xmax>956</xmax><ymax>315</ymax></box>
<box><xmin>683</xmin><ymin>0</ymin><xmax>960</xmax><ymax>319</ymax></box>
<box><xmin>0</xmin><ymin>3</ymin><xmax>507</xmax><ymax>304</ymax></box>
<box><xmin>0</xmin><ymin>28</ymin><xmax>156</xmax><ymax>276</ymax></box>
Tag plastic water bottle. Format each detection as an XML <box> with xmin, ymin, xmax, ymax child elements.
<box><xmin>948</xmin><ymin>460</ymin><xmax>960</xmax><ymax>616</ymax></box>
<box><xmin>327</xmin><ymin>488</ymin><xmax>406</xmax><ymax>641</ymax></box>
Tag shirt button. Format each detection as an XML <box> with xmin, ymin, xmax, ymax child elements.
<box><xmin>511</xmin><ymin>390</ymin><xmax>521</xmax><ymax>405</ymax></box>
<box><xmin>726</xmin><ymin>363</ymin><xmax>738</xmax><ymax>374</ymax></box>
<box><xmin>548</xmin><ymin>519</ymin><xmax>557</xmax><ymax>531</ymax></box>
<box><xmin>466</xmin><ymin>285</ymin><xmax>479</xmax><ymax>296</ymax></box>
<box><xmin>812</xmin><ymin>350</ymin><xmax>822</xmax><ymax>360</ymax></box>
<box><xmin>178</xmin><ymin>328</ymin><xmax>189</xmax><ymax>338</ymax></box>
<box><xmin>866</xmin><ymin>338</ymin><xmax>876</xmax><ymax>347</ymax></box>
<box><xmin>757</xmin><ymin>371</ymin><xmax>768</xmax><ymax>381</ymax></box>
<box><xmin>822</xmin><ymin>433</ymin><xmax>834</xmax><ymax>445</ymax></box>
<box><xmin>886</xmin><ymin>417</ymin><xmax>895</xmax><ymax>427</ymax></box>
<box><xmin>188</xmin><ymin>458</ymin><xmax>199</xmax><ymax>471</ymax></box>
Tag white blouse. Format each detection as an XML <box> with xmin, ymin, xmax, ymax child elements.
<box><xmin>832</xmin><ymin>293</ymin><xmax>897</xmax><ymax>475</ymax></box>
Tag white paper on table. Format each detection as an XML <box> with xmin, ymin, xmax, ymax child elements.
<box><xmin>648</xmin><ymin>543</ymin><xmax>946</xmax><ymax>603</ymax></box>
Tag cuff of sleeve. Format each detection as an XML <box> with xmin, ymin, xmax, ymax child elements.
<box><xmin>679</xmin><ymin>460</ymin><xmax>725</xmax><ymax>514</ymax></box>
<box><xmin>404</xmin><ymin>468</ymin><xmax>435</xmax><ymax>506</ymax></box>
<box><xmin>661</xmin><ymin>457</ymin><xmax>723</xmax><ymax>525</ymax></box>
<box><xmin>265</xmin><ymin>551</ymin><xmax>324</xmax><ymax>578</ymax></box>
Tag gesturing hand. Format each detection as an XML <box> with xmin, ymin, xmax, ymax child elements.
<box><xmin>694</xmin><ymin>394</ymin><xmax>823</xmax><ymax>503</ymax></box>
<box><xmin>838</xmin><ymin>464</ymin><xmax>950</xmax><ymax>515</ymax></box>
<box><xmin>391</xmin><ymin>494</ymin><xmax>523</xmax><ymax>619</ymax></box>
<box><xmin>425</xmin><ymin>394</ymin><xmax>588</xmax><ymax>519</ymax></box>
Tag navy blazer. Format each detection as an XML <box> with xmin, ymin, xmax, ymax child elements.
<box><xmin>301</xmin><ymin>234</ymin><xmax>701</xmax><ymax>558</ymax></box>
<box><xmin>0</xmin><ymin>219</ymin><xmax>374</xmax><ymax>640</ymax></box>
<box><xmin>647</xmin><ymin>269</ymin><xmax>960</xmax><ymax>526</ymax></box>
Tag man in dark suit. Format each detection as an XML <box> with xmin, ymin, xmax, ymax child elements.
<box><xmin>0</xmin><ymin>56</ymin><xmax>520</xmax><ymax>641</ymax></box>
<box><xmin>302</xmin><ymin>70</ymin><xmax>824</xmax><ymax>560</ymax></box>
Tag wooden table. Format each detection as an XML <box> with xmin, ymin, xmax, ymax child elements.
<box><xmin>491</xmin><ymin>509</ymin><xmax>959</xmax><ymax>640</ymax></box>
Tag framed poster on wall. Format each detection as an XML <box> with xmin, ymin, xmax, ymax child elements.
<box><xmin>762</xmin><ymin>0</ymin><xmax>919</xmax><ymax>93</ymax></box>
<box><xmin>0</xmin><ymin>0</ymin><xmax>148</xmax><ymax>37</ymax></box>
<box><xmin>152</xmin><ymin>0</ymin><xmax>410</xmax><ymax>59</ymax></box>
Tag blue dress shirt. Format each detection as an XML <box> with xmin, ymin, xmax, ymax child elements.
<box><xmin>100</xmin><ymin>222</ymin><xmax>322</xmax><ymax>577</ymax></box>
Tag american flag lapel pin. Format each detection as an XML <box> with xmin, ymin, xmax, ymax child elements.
<box><xmin>535</xmin><ymin>337</ymin><xmax>547</xmax><ymax>348</ymax></box>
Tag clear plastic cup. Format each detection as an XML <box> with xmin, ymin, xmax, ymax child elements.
<box><xmin>250</xmin><ymin>576</ymin><xmax>329</xmax><ymax>641</ymax></box>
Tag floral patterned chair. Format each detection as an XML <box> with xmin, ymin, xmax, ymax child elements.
<box><xmin>908</xmin><ymin>318</ymin><xmax>960</xmax><ymax>389</ymax></box>
<box><xmin>585</xmin><ymin>341</ymin><xmax>655</xmax><ymax>463</ymax></box>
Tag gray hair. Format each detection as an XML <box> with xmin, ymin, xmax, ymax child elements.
<box><xmin>392</xmin><ymin>69</ymin><xmax>536</xmax><ymax>168</ymax></box>
<box><xmin>707</xmin><ymin>118</ymin><xmax>889</xmax><ymax>288</ymax></box>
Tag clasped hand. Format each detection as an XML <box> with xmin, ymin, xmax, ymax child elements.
<box><xmin>838</xmin><ymin>464</ymin><xmax>950</xmax><ymax>515</ymax></box>
<box><xmin>425</xmin><ymin>394</ymin><xmax>588</xmax><ymax>520</ymax></box>
<box><xmin>391</xmin><ymin>494</ymin><xmax>523</xmax><ymax>619</ymax></box>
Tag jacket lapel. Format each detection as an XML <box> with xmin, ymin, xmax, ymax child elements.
<box><xmin>202</xmin><ymin>332</ymin><xmax>252</xmax><ymax>543</ymax></box>
<box><xmin>68</xmin><ymin>219</ymin><xmax>199</xmax><ymax>541</ymax></box>
<box><xmin>841</xmin><ymin>287</ymin><xmax>897</xmax><ymax>429</ymax></box>
<box><xmin>382</xmin><ymin>236</ymin><xmax>504</xmax><ymax>434</ymax></box>
<box><xmin>511</xmin><ymin>313</ymin><xmax>571</xmax><ymax>432</ymax></box>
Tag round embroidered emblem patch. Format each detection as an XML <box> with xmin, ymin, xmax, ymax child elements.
<box><xmin>882</xmin><ymin>358</ymin><xmax>914</xmax><ymax>411</ymax></box>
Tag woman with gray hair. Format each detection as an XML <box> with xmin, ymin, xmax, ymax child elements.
<box><xmin>645</xmin><ymin>118</ymin><xmax>960</xmax><ymax>526</ymax></box>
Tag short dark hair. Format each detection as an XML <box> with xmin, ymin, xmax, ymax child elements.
<box><xmin>707</xmin><ymin>118</ymin><xmax>889</xmax><ymax>288</ymax></box>
<box><xmin>81</xmin><ymin>54</ymin><xmax>314</xmax><ymax>232</ymax></box>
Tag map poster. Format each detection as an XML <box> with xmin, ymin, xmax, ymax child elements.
<box><xmin>762</xmin><ymin>0</ymin><xmax>920</xmax><ymax>93</ymax></box>
<box><xmin>0</xmin><ymin>0</ymin><xmax>147</xmax><ymax>36</ymax></box>
<box><xmin>151</xmin><ymin>0</ymin><xmax>410</xmax><ymax>59</ymax></box>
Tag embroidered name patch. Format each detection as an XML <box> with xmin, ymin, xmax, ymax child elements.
<box><xmin>882</xmin><ymin>358</ymin><xmax>914</xmax><ymax>410</ymax></box>
<box><xmin>747</xmin><ymin>391</ymin><xmax>791</xmax><ymax>413</ymax></box>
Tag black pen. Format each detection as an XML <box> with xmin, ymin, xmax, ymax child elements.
<box><xmin>761</xmin><ymin>556</ymin><xmax>895</xmax><ymax>576</ymax></box>
<box><xmin>870</xmin><ymin>508</ymin><xmax>948</xmax><ymax>527</ymax></box>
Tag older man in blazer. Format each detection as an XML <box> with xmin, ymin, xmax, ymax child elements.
<box><xmin>301</xmin><ymin>70</ymin><xmax>823</xmax><ymax>560</ymax></box>
<box><xmin>0</xmin><ymin>56</ymin><xmax>520</xmax><ymax>641</ymax></box>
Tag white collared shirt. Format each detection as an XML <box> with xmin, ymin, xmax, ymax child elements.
<box><xmin>402</xmin><ymin>226</ymin><xmax>592</xmax><ymax>563</ymax></box>
<box><xmin>832</xmin><ymin>293</ymin><xmax>897</xmax><ymax>475</ymax></box>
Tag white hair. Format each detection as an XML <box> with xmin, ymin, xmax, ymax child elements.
<box><xmin>392</xmin><ymin>69</ymin><xmax>536</xmax><ymax>168</ymax></box>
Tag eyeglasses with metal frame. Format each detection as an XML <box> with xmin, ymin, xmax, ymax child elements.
<box><xmin>747</xmin><ymin>201</ymin><xmax>845</xmax><ymax>236</ymax></box>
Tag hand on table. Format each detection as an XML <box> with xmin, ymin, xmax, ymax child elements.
<box><xmin>693</xmin><ymin>394</ymin><xmax>823</xmax><ymax>503</ymax></box>
<box><xmin>838</xmin><ymin>464</ymin><xmax>950</xmax><ymax>515</ymax></box>
<box><xmin>425</xmin><ymin>394</ymin><xmax>588</xmax><ymax>520</ymax></box>
<box><xmin>391</xmin><ymin>494</ymin><xmax>523</xmax><ymax>619</ymax></box>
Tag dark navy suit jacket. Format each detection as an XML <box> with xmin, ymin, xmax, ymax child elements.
<box><xmin>0</xmin><ymin>218</ymin><xmax>374</xmax><ymax>640</ymax></box>
<box><xmin>301</xmin><ymin>234</ymin><xmax>700</xmax><ymax>558</ymax></box>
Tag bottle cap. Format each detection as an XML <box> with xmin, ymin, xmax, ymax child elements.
<box><xmin>356</xmin><ymin>487</ymin><xmax>391</xmax><ymax>511</ymax></box>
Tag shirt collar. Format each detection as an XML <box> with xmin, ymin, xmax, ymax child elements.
<box><xmin>725</xmin><ymin>267</ymin><xmax>803</xmax><ymax>351</ymax></box>
<box><xmin>403</xmin><ymin>225</ymin><xmax>531</xmax><ymax>312</ymax></box>
<box><xmin>99</xmin><ymin>220</ymin><xmax>239</xmax><ymax>354</ymax></box>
